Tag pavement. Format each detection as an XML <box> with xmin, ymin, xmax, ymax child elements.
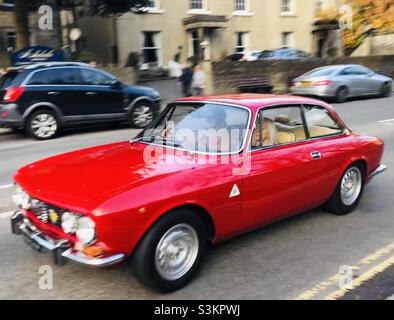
<box><xmin>0</xmin><ymin>92</ymin><xmax>393</xmax><ymax>299</ymax></box>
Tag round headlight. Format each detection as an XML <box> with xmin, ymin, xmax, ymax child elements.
<box><xmin>61</xmin><ymin>212</ymin><xmax>77</xmax><ymax>234</ymax></box>
<box><xmin>12</xmin><ymin>184</ymin><xmax>31</xmax><ymax>209</ymax></box>
<box><xmin>76</xmin><ymin>217</ymin><xmax>96</xmax><ymax>245</ymax></box>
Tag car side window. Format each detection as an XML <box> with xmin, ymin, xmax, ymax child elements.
<box><xmin>251</xmin><ymin>106</ymin><xmax>307</xmax><ymax>150</ymax></box>
<box><xmin>28</xmin><ymin>68</ymin><xmax>81</xmax><ymax>85</ymax></box>
<box><xmin>303</xmin><ymin>105</ymin><xmax>343</xmax><ymax>138</ymax></box>
<box><xmin>80</xmin><ymin>69</ymin><xmax>115</xmax><ymax>85</ymax></box>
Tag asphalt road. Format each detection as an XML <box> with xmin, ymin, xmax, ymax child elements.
<box><xmin>0</xmin><ymin>95</ymin><xmax>393</xmax><ymax>299</ymax></box>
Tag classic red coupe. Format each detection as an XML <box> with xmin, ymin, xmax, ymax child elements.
<box><xmin>11</xmin><ymin>94</ymin><xmax>386</xmax><ymax>292</ymax></box>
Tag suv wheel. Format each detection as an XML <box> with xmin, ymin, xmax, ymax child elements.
<box><xmin>27</xmin><ymin>110</ymin><xmax>59</xmax><ymax>140</ymax></box>
<box><xmin>129</xmin><ymin>101</ymin><xmax>155</xmax><ymax>129</ymax></box>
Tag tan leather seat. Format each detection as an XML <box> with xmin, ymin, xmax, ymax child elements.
<box><xmin>277</xmin><ymin>131</ymin><xmax>296</xmax><ymax>144</ymax></box>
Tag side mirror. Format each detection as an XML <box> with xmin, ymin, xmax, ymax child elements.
<box><xmin>111</xmin><ymin>80</ymin><xmax>122</xmax><ymax>89</ymax></box>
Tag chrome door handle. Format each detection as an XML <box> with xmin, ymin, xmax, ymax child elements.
<box><xmin>85</xmin><ymin>92</ymin><xmax>98</xmax><ymax>95</ymax></box>
<box><xmin>310</xmin><ymin>151</ymin><xmax>321</xmax><ymax>159</ymax></box>
<box><xmin>48</xmin><ymin>91</ymin><xmax>60</xmax><ymax>95</ymax></box>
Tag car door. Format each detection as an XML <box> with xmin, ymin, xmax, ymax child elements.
<box><xmin>79</xmin><ymin>68</ymin><xmax>125</xmax><ymax>117</ymax></box>
<box><xmin>338</xmin><ymin>67</ymin><xmax>364</xmax><ymax>96</ymax></box>
<box><xmin>353</xmin><ymin>66</ymin><xmax>380</xmax><ymax>95</ymax></box>
<box><xmin>25</xmin><ymin>68</ymin><xmax>87</xmax><ymax>117</ymax></box>
<box><xmin>241</xmin><ymin>105</ymin><xmax>328</xmax><ymax>229</ymax></box>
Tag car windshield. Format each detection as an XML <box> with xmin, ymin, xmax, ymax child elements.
<box><xmin>136</xmin><ymin>103</ymin><xmax>250</xmax><ymax>154</ymax></box>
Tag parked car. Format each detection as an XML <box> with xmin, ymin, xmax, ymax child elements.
<box><xmin>258</xmin><ymin>48</ymin><xmax>311</xmax><ymax>60</ymax></box>
<box><xmin>225</xmin><ymin>51</ymin><xmax>262</xmax><ymax>62</ymax></box>
<box><xmin>290</xmin><ymin>64</ymin><xmax>393</xmax><ymax>103</ymax></box>
<box><xmin>11</xmin><ymin>94</ymin><xmax>386</xmax><ymax>292</ymax></box>
<box><xmin>0</xmin><ymin>62</ymin><xmax>161</xmax><ymax>140</ymax></box>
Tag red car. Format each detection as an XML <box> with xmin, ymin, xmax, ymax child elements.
<box><xmin>11</xmin><ymin>94</ymin><xmax>386</xmax><ymax>292</ymax></box>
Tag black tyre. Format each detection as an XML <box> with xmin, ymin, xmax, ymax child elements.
<box><xmin>129</xmin><ymin>101</ymin><xmax>156</xmax><ymax>129</ymax></box>
<box><xmin>334</xmin><ymin>86</ymin><xmax>349</xmax><ymax>104</ymax></box>
<box><xmin>132</xmin><ymin>208</ymin><xmax>208</xmax><ymax>292</ymax></box>
<box><xmin>380</xmin><ymin>82</ymin><xmax>392</xmax><ymax>98</ymax></box>
<box><xmin>26</xmin><ymin>109</ymin><xmax>59</xmax><ymax>140</ymax></box>
<box><xmin>324</xmin><ymin>162</ymin><xmax>365</xmax><ymax>215</ymax></box>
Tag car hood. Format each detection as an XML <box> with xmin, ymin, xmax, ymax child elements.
<box><xmin>123</xmin><ymin>84</ymin><xmax>160</xmax><ymax>98</ymax></box>
<box><xmin>14</xmin><ymin>142</ymin><xmax>194</xmax><ymax>212</ymax></box>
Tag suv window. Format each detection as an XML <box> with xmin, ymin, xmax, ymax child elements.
<box><xmin>303</xmin><ymin>105</ymin><xmax>343</xmax><ymax>138</ymax></box>
<box><xmin>80</xmin><ymin>69</ymin><xmax>115</xmax><ymax>85</ymax></box>
<box><xmin>251</xmin><ymin>106</ymin><xmax>306</xmax><ymax>149</ymax></box>
<box><xmin>0</xmin><ymin>71</ymin><xmax>19</xmax><ymax>89</ymax></box>
<box><xmin>28</xmin><ymin>68</ymin><xmax>81</xmax><ymax>85</ymax></box>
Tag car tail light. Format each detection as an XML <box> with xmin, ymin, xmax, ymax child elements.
<box><xmin>3</xmin><ymin>87</ymin><xmax>25</xmax><ymax>103</ymax></box>
<box><xmin>313</xmin><ymin>80</ymin><xmax>332</xmax><ymax>86</ymax></box>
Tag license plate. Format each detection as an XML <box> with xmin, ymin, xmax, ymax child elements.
<box><xmin>300</xmin><ymin>81</ymin><xmax>312</xmax><ymax>87</ymax></box>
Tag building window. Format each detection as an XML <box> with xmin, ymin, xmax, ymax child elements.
<box><xmin>190</xmin><ymin>0</ymin><xmax>204</xmax><ymax>10</ymax></box>
<box><xmin>282</xmin><ymin>32</ymin><xmax>293</xmax><ymax>47</ymax></box>
<box><xmin>235</xmin><ymin>32</ymin><xmax>249</xmax><ymax>52</ymax></box>
<box><xmin>234</xmin><ymin>0</ymin><xmax>247</xmax><ymax>12</ymax></box>
<box><xmin>315</xmin><ymin>0</ymin><xmax>325</xmax><ymax>12</ymax></box>
<box><xmin>146</xmin><ymin>0</ymin><xmax>158</xmax><ymax>8</ymax></box>
<box><xmin>141</xmin><ymin>31</ymin><xmax>161</xmax><ymax>67</ymax></box>
<box><xmin>281</xmin><ymin>0</ymin><xmax>294</xmax><ymax>13</ymax></box>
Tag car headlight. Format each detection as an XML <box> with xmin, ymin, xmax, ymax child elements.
<box><xmin>12</xmin><ymin>184</ymin><xmax>31</xmax><ymax>209</ymax></box>
<box><xmin>61</xmin><ymin>212</ymin><xmax>77</xmax><ymax>234</ymax></box>
<box><xmin>76</xmin><ymin>216</ymin><xmax>96</xmax><ymax>245</ymax></box>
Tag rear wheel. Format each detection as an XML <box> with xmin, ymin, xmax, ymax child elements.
<box><xmin>132</xmin><ymin>208</ymin><xmax>207</xmax><ymax>292</ymax></box>
<box><xmin>129</xmin><ymin>101</ymin><xmax>155</xmax><ymax>129</ymax></box>
<box><xmin>334</xmin><ymin>86</ymin><xmax>348</xmax><ymax>103</ymax></box>
<box><xmin>380</xmin><ymin>82</ymin><xmax>392</xmax><ymax>98</ymax></box>
<box><xmin>324</xmin><ymin>163</ymin><xmax>365</xmax><ymax>215</ymax></box>
<box><xmin>26</xmin><ymin>110</ymin><xmax>59</xmax><ymax>140</ymax></box>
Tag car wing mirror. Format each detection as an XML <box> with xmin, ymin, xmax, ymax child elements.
<box><xmin>111</xmin><ymin>80</ymin><xmax>122</xmax><ymax>89</ymax></box>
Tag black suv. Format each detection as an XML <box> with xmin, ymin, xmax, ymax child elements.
<box><xmin>0</xmin><ymin>62</ymin><xmax>161</xmax><ymax>139</ymax></box>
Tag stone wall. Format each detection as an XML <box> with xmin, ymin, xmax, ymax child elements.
<box><xmin>212</xmin><ymin>55</ymin><xmax>394</xmax><ymax>94</ymax></box>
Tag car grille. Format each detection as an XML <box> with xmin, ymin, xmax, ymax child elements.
<box><xmin>30</xmin><ymin>199</ymin><xmax>66</xmax><ymax>226</ymax></box>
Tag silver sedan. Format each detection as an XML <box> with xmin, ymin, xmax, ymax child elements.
<box><xmin>290</xmin><ymin>64</ymin><xmax>393</xmax><ymax>103</ymax></box>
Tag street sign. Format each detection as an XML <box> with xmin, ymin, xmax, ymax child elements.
<box><xmin>11</xmin><ymin>46</ymin><xmax>64</xmax><ymax>66</ymax></box>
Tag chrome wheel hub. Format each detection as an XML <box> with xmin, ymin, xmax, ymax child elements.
<box><xmin>31</xmin><ymin>114</ymin><xmax>57</xmax><ymax>138</ymax></box>
<box><xmin>133</xmin><ymin>105</ymin><xmax>153</xmax><ymax>127</ymax></box>
<box><xmin>155</xmin><ymin>224</ymin><xmax>199</xmax><ymax>281</ymax></box>
<box><xmin>341</xmin><ymin>167</ymin><xmax>362</xmax><ymax>206</ymax></box>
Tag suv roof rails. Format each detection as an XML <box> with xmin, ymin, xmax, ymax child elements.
<box><xmin>20</xmin><ymin>62</ymin><xmax>90</xmax><ymax>70</ymax></box>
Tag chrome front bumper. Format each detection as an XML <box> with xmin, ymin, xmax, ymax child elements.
<box><xmin>11</xmin><ymin>211</ymin><xmax>125</xmax><ymax>267</ymax></box>
<box><xmin>369</xmin><ymin>164</ymin><xmax>387</xmax><ymax>179</ymax></box>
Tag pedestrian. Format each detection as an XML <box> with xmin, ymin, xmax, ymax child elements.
<box><xmin>179</xmin><ymin>63</ymin><xmax>193</xmax><ymax>97</ymax></box>
<box><xmin>89</xmin><ymin>60</ymin><xmax>98</xmax><ymax>68</ymax></box>
<box><xmin>192</xmin><ymin>64</ymin><xmax>206</xmax><ymax>96</ymax></box>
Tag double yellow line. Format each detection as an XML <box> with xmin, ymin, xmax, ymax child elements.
<box><xmin>295</xmin><ymin>243</ymin><xmax>394</xmax><ymax>300</ymax></box>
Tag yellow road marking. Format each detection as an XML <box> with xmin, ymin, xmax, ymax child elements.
<box><xmin>295</xmin><ymin>243</ymin><xmax>394</xmax><ymax>300</ymax></box>
<box><xmin>324</xmin><ymin>255</ymin><xmax>394</xmax><ymax>300</ymax></box>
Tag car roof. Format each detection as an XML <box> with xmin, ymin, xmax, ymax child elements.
<box><xmin>176</xmin><ymin>94</ymin><xmax>333</xmax><ymax>112</ymax></box>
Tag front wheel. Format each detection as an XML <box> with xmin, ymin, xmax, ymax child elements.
<box><xmin>380</xmin><ymin>82</ymin><xmax>392</xmax><ymax>98</ymax></box>
<box><xmin>129</xmin><ymin>101</ymin><xmax>156</xmax><ymax>129</ymax></box>
<box><xmin>26</xmin><ymin>110</ymin><xmax>59</xmax><ymax>140</ymax></box>
<box><xmin>132</xmin><ymin>208</ymin><xmax>207</xmax><ymax>292</ymax></box>
<box><xmin>324</xmin><ymin>163</ymin><xmax>365</xmax><ymax>215</ymax></box>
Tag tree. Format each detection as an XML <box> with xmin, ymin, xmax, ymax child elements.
<box><xmin>13</xmin><ymin>0</ymin><xmax>150</xmax><ymax>50</ymax></box>
<box><xmin>316</xmin><ymin>0</ymin><xmax>394</xmax><ymax>56</ymax></box>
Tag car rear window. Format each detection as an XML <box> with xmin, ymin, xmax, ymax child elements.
<box><xmin>0</xmin><ymin>71</ymin><xmax>19</xmax><ymax>89</ymax></box>
<box><xmin>304</xmin><ymin>68</ymin><xmax>336</xmax><ymax>77</ymax></box>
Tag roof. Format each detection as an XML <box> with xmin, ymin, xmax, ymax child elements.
<box><xmin>176</xmin><ymin>94</ymin><xmax>332</xmax><ymax>112</ymax></box>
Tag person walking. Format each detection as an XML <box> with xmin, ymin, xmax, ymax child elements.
<box><xmin>192</xmin><ymin>64</ymin><xmax>206</xmax><ymax>96</ymax></box>
<box><xmin>179</xmin><ymin>64</ymin><xmax>193</xmax><ymax>97</ymax></box>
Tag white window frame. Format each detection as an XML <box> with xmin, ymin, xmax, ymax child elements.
<box><xmin>281</xmin><ymin>0</ymin><xmax>296</xmax><ymax>15</ymax></box>
<box><xmin>235</xmin><ymin>32</ymin><xmax>250</xmax><ymax>53</ymax></box>
<box><xmin>281</xmin><ymin>32</ymin><xmax>294</xmax><ymax>47</ymax></box>
<box><xmin>140</xmin><ymin>31</ymin><xmax>163</xmax><ymax>68</ymax></box>
<box><xmin>233</xmin><ymin>0</ymin><xmax>254</xmax><ymax>16</ymax></box>
<box><xmin>188</xmin><ymin>0</ymin><xmax>211</xmax><ymax>14</ymax></box>
<box><xmin>145</xmin><ymin>0</ymin><xmax>164</xmax><ymax>13</ymax></box>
